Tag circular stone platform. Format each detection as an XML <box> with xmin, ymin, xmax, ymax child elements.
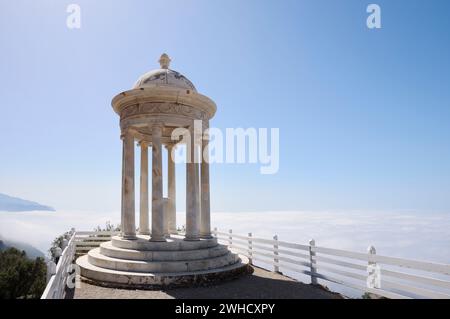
<box><xmin>76</xmin><ymin>235</ymin><xmax>251</xmax><ymax>289</ymax></box>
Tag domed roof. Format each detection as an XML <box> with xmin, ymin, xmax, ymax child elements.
<box><xmin>132</xmin><ymin>54</ymin><xmax>197</xmax><ymax>92</ymax></box>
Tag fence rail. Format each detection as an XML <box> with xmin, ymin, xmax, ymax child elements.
<box><xmin>41</xmin><ymin>230</ymin><xmax>119</xmax><ymax>299</ymax></box>
<box><xmin>41</xmin><ymin>232</ymin><xmax>77</xmax><ymax>299</ymax></box>
<box><xmin>212</xmin><ymin>228</ymin><xmax>450</xmax><ymax>299</ymax></box>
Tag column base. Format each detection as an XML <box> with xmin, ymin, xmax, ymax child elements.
<box><xmin>149</xmin><ymin>236</ymin><xmax>167</xmax><ymax>242</ymax></box>
<box><xmin>184</xmin><ymin>236</ymin><xmax>201</xmax><ymax>241</ymax></box>
<box><xmin>122</xmin><ymin>234</ymin><xmax>137</xmax><ymax>240</ymax></box>
<box><xmin>200</xmin><ymin>234</ymin><xmax>213</xmax><ymax>239</ymax></box>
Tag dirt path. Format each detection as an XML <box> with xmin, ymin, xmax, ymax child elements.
<box><xmin>73</xmin><ymin>266</ymin><xmax>343</xmax><ymax>299</ymax></box>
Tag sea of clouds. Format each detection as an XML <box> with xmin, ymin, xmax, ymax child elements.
<box><xmin>1</xmin><ymin>210</ymin><xmax>449</xmax><ymax>262</ymax></box>
<box><xmin>1</xmin><ymin>210</ymin><xmax>449</xmax><ymax>297</ymax></box>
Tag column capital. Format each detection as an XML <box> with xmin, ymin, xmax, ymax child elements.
<box><xmin>120</xmin><ymin>129</ymin><xmax>135</xmax><ymax>140</ymax></box>
<box><xmin>202</xmin><ymin>120</ymin><xmax>211</xmax><ymax>142</ymax></box>
<box><xmin>164</xmin><ymin>142</ymin><xmax>177</xmax><ymax>150</ymax></box>
<box><xmin>138</xmin><ymin>140</ymin><xmax>150</xmax><ymax>147</ymax></box>
<box><xmin>149</xmin><ymin>121</ymin><xmax>164</xmax><ymax>129</ymax></box>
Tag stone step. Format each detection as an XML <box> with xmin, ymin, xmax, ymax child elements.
<box><xmin>100</xmin><ymin>241</ymin><xmax>229</xmax><ymax>261</ymax></box>
<box><xmin>76</xmin><ymin>254</ymin><xmax>251</xmax><ymax>288</ymax></box>
<box><xmin>87</xmin><ymin>248</ymin><xmax>240</xmax><ymax>273</ymax></box>
<box><xmin>111</xmin><ymin>235</ymin><xmax>218</xmax><ymax>251</ymax></box>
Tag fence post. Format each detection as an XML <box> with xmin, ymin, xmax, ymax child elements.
<box><xmin>309</xmin><ymin>239</ymin><xmax>318</xmax><ymax>285</ymax></box>
<box><xmin>367</xmin><ymin>245</ymin><xmax>381</xmax><ymax>289</ymax></box>
<box><xmin>273</xmin><ymin>235</ymin><xmax>280</xmax><ymax>273</ymax></box>
<box><xmin>61</xmin><ymin>238</ymin><xmax>68</xmax><ymax>250</ymax></box>
<box><xmin>54</xmin><ymin>246</ymin><xmax>62</xmax><ymax>264</ymax></box>
<box><xmin>228</xmin><ymin>229</ymin><xmax>233</xmax><ymax>247</ymax></box>
<box><xmin>248</xmin><ymin>233</ymin><xmax>253</xmax><ymax>265</ymax></box>
<box><xmin>69</xmin><ymin>234</ymin><xmax>76</xmax><ymax>262</ymax></box>
<box><xmin>213</xmin><ymin>227</ymin><xmax>218</xmax><ymax>238</ymax></box>
<box><xmin>46</xmin><ymin>260</ymin><xmax>57</xmax><ymax>283</ymax></box>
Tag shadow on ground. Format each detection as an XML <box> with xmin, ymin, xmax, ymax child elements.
<box><xmin>162</xmin><ymin>267</ymin><xmax>342</xmax><ymax>299</ymax></box>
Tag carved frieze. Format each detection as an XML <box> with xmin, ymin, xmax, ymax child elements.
<box><xmin>120</xmin><ymin>102</ymin><xmax>207</xmax><ymax>120</ymax></box>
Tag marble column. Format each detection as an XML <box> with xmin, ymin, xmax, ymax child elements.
<box><xmin>150</xmin><ymin>123</ymin><xmax>166</xmax><ymax>241</ymax></box>
<box><xmin>200</xmin><ymin>122</ymin><xmax>212</xmax><ymax>238</ymax></box>
<box><xmin>163</xmin><ymin>198</ymin><xmax>170</xmax><ymax>237</ymax></box>
<box><xmin>185</xmin><ymin>125</ymin><xmax>200</xmax><ymax>241</ymax></box>
<box><xmin>139</xmin><ymin>141</ymin><xmax>150</xmax><ymax>235</ymax></box>
<box><xmin>121</xmin><ymin>132</ymin><xmax>136</xmax><ymax>239</ymax></box>
<box><xmin>166</xmin><ymin>144</ymin><xmax>177</xmax><ymax>234</ymax></box>
<box><xmin>120</xmin><ymin>139</ymin><xmax>125</xmax><ymax>236</ymax></box>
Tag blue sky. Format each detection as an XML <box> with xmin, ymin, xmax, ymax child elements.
<box><xmin>1</xmin><ymin>0</ymin><xmax>450</xmax><ymax>213</ymax></box>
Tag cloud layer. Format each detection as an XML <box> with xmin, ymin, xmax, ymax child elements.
<box><xmin>1</xmin><ymin>210</ymin><xmax>449</xmax><ymax>262</ymax></box>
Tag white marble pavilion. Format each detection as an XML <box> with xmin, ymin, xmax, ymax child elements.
<box><xmin>116</xmin><ymin>53</ymin><xmax>214</xmax><ymax>242</ymax></box>
<box><xmin>76</xmin><ymin>54</ymin><xmax>249</xmax><ymax>288</ymax></box>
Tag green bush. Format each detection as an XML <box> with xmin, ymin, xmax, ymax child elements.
<box><xmin>93</xmin><ymin>221</ymin><xmax>120</xmax><ymax>232</ymax></box>
<box><xmin>0</xmin><ymin>248</ymin><xmax>46</xmax><ymax>299</ymax></box>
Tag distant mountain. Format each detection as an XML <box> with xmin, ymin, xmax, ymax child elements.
<box><xmin>0</xmin><ymin>193</ymin><xmax>55</xmax><ymax>212</ymax></box>
<box><xmin>0</xmin><ymin>236</ymin><xmax>45</xmax><ymax>259</ymax></box>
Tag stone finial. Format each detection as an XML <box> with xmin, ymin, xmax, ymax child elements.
<box><xmin>158</xmin><ymin>53</ymin><xmax>171</xmax><ymax>69</ymax></box>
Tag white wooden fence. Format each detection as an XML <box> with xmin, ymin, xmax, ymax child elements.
<box><xmin>41</xmin><ymin>228</ymin><xmax>450</xmax><ymax>299</ymax></box>
<box><xmin>41</xmin><ymin>230</ymin><xmax>119</xmax><ymax>299</ymax></box>
<box><xmin>212</xmin><ymin>228</ymin><xmax>450</xmax><ymax>299</ymax></box>
<box><xmin>41</xmin><ymin>231</ymin><xmax>77</xmax><ymax>299</ymax></box>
